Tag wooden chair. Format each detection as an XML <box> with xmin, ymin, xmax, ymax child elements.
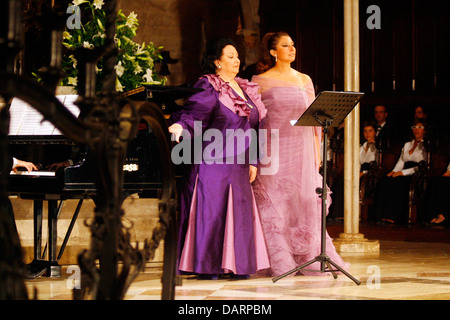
<box><xmin>359</xmin><ymin>142</ymin><xmax>400</xmax><ymax>221</ymax></box>
<box><xmin>359</xmin><ymin>161</ymin><xmax>379</xmax><ymax>221</ymax></box>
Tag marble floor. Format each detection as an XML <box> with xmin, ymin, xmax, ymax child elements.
<box><xmin>23</xmin><ymin>240</ymin><xmax>450</xmax><ymax>301</ymax></box>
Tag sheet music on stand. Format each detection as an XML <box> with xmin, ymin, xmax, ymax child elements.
<box><xmin>8</xmin><ymin>95</ymin><xmax>80</xmax><ymax>136</ymax></box>
<box><xmin>291</xmin><ymin>91</ymin><xmax>364</xmax><ymax>127</ymax></box>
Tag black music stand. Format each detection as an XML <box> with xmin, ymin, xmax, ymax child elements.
<box><xmin>272</xmin><ymin>91</ymin><xmax>364</xmax><ymax>285</ymax></box>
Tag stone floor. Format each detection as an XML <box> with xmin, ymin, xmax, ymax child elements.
<box><xmin>23</xmin><ymin>240</ymin><xmax>450</xmax><ymax>301</ymax></box>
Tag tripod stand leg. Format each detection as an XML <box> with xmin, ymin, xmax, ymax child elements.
<box><xmin>272</xmin><ymin>258</ymin><xmax>318</xmax><ymax>283</ymax></box>
<box><xmin>327</xmin><ymin>259</ymin><xmax>361</xmax><ymax>285</ymax></box>
<box><xmin>324</xmin><ymin>260</ymin><xmax>338</xmax><ymax>279</ymax></box>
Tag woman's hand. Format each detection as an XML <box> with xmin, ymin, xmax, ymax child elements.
<box><xmin>392</xmin><ymin>171</ymin><xmax>403</xmax><ymax>177</ymax></box>
<box><xmin>249</xmin><ymin>165</ymin><xmax>257</xmax><ymax>183</ymax></box>
<box><xmin>388</xmin><ymin>171</ymin><xmax>403</xmax><ymax>178</ymax></box>
<box><xmin>168</xmin><ymin>123</ymin><xmax>183</xmax><ymax>143</ymax></box>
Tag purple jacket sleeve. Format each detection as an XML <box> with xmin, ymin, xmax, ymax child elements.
<box><xmin>173</xmin><ymin>77</ymin><xmax>218</xmax><ymax>136</ymax></box>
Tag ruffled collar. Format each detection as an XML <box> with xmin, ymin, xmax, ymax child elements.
<box><xmin>202</xmin><ymin>74</ymin><xmax>267</xmax><ymax>121</ymax></box>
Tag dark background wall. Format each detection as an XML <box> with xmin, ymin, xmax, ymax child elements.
<box><xmin>260</xmin><ymin>0</ymin><xmax>450</xmax><ymax>149</ymax></box>
<box><xmin>15</xmin><ymin>0</ymin><xmax>450</xmax><ymax>151</ymax></box>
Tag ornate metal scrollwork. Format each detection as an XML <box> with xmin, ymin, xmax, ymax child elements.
<box><xmin>0</xmin><ymin>0</ymin><xmax>177</xmax><ymax>300</ymax></box>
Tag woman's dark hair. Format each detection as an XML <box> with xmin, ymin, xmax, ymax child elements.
<box><xmin>412</xmin><ymin>118</ymin><xmax>427</xmax><ymax>129</ymax></box>
<box><xmin>362</xmin><ymin>120</ymin><xmax>377</xmax><ymax>132</ymax></box>
<box><xmin>256</xmin><ymin>31</ymin><xmax>290</xmax><ymax>74</ymax></box>
<box><xmin>201</xmin><ymin>37</ymin><xmax>237</xmax><ymax>75</ymax></box>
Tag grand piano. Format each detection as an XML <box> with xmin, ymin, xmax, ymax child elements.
<box><xmin>7</xmin><ymin>86</ymin><xmax>200</xmax><ymax>278</ymax></box>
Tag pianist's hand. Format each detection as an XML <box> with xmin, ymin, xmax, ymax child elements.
<box><xmin>13</xmin><ymin>159</ymin><xmax>38</xmax><ymax>172</ymax></box>
<box><xmin>46</xmin><ymin>161</ymin><xmax>71</xmax><ymax>171</ymax></box>
<box><xmin>168</xmin><ymin>123</ymin><xmax>184</xmax><ymax>143</ymax></box>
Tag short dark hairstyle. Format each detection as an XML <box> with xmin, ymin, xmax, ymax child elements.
<box><xmin>374</xmin><ymin>105</ymin><xmax>388</xmax><ymax>112</ymax></box>
<box><xmin>201</xmin><ymin>37</ymin><xmax>237</xmax><ymax>75</ymax></box>
<box><xmin>412</xmin><ymin>118</ymin><xmax>427</xmax><ymax>129</ymax></box>
<box><xmin>362</xmin><ymin>120</ymin><xmax>377</xmax><ymax>131</ymax></box>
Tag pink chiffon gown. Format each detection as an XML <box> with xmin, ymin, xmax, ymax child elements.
<box><xmin>251</xmin><ymin>74</ymin><xmax>349</xmax><ymax>277</ymax></box>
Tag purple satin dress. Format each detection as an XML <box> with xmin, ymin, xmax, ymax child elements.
<box><xmin>174</xmin><ymin>74</ymin><xmax>270</xmax><ymax>276</ymax></box>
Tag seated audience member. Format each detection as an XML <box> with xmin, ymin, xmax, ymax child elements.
<box><xmin>360</xmin><ymin>121</ymin><xmax>378</xmax><ymax>177</ymax></box>
<box><xmin>414</xmin><ymin>104</ymin><xmax>439</xmax><ymax>140</ymax></box>
<box><xmin>414</xmin><ymin>105</ymin><xmax>428</xmax><ymax>121</ymax></box>
<box><xmin>374</xmin><ymin>105</ymin><xmax>398</xmax><ymax>150</ymax></box>
<box><xmin>373</xmin><ymin>105</ymin><xmax>403</xmax><ymax>171</ymax></box>
<box><xmin>328</xmin><ymin>121</ymin><xmax>379</xmax><ymax>222</ymax></box>
<box><xmin>373</xmin><ymin>119</ymin><xmax>428</xmax><ymax>224</ymax></box>
<box><xmin>374</xmin><ymin>105</ymin><xmax>388</xmax><ymax>137</ymax></box>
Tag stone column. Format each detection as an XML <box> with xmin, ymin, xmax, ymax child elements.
<box><xmin>237</xmin><ymin>0</ymin><xmax>261</xmax><ymax>67</ymax></box>
<box><xmin>333</xmin><ymin>0</ymin><xmax>379</xmax><ymax>253</ymax></box>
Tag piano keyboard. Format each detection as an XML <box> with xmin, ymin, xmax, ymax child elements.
<box><xmin>10</xmin><ymin>170</ymin><xmax>56</xmax><ymax>177</ymax></box>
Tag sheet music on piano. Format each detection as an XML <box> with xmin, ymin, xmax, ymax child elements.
<box><xmin>8</xmin><ymin>95</ymin><xmax>80</xmax><ymax>136</ymax></box>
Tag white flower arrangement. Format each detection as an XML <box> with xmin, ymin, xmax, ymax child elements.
<box><xmin>61</xmin><ymin>0</ymin><xmax>166</xmax><ymax>93</ymax></box>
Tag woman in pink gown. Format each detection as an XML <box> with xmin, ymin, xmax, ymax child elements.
<box><xmin>251</xmin><ymin>32</ymin><xmax>348</xmax><ymax>277</ymax></box>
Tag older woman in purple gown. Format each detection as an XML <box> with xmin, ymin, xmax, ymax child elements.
<box><xmin>168</xmin><ymin>38</ymin><xmax>270</xmax><ymax>278</ymax></box>
<box><xmin>251</xmin><ymin>32</ymin><xmax>349</xmax><ymax>277</ymax></box>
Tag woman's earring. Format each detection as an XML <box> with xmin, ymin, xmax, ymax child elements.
<box><xmin>275</xmin><ymin>55</ymin><xmax>277</xmax><ymax>62</ymax></box>
<box><xmin>217</xmin><ymin>64</ymin><xmax>221</xmax><ymax>69</ymax></box>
